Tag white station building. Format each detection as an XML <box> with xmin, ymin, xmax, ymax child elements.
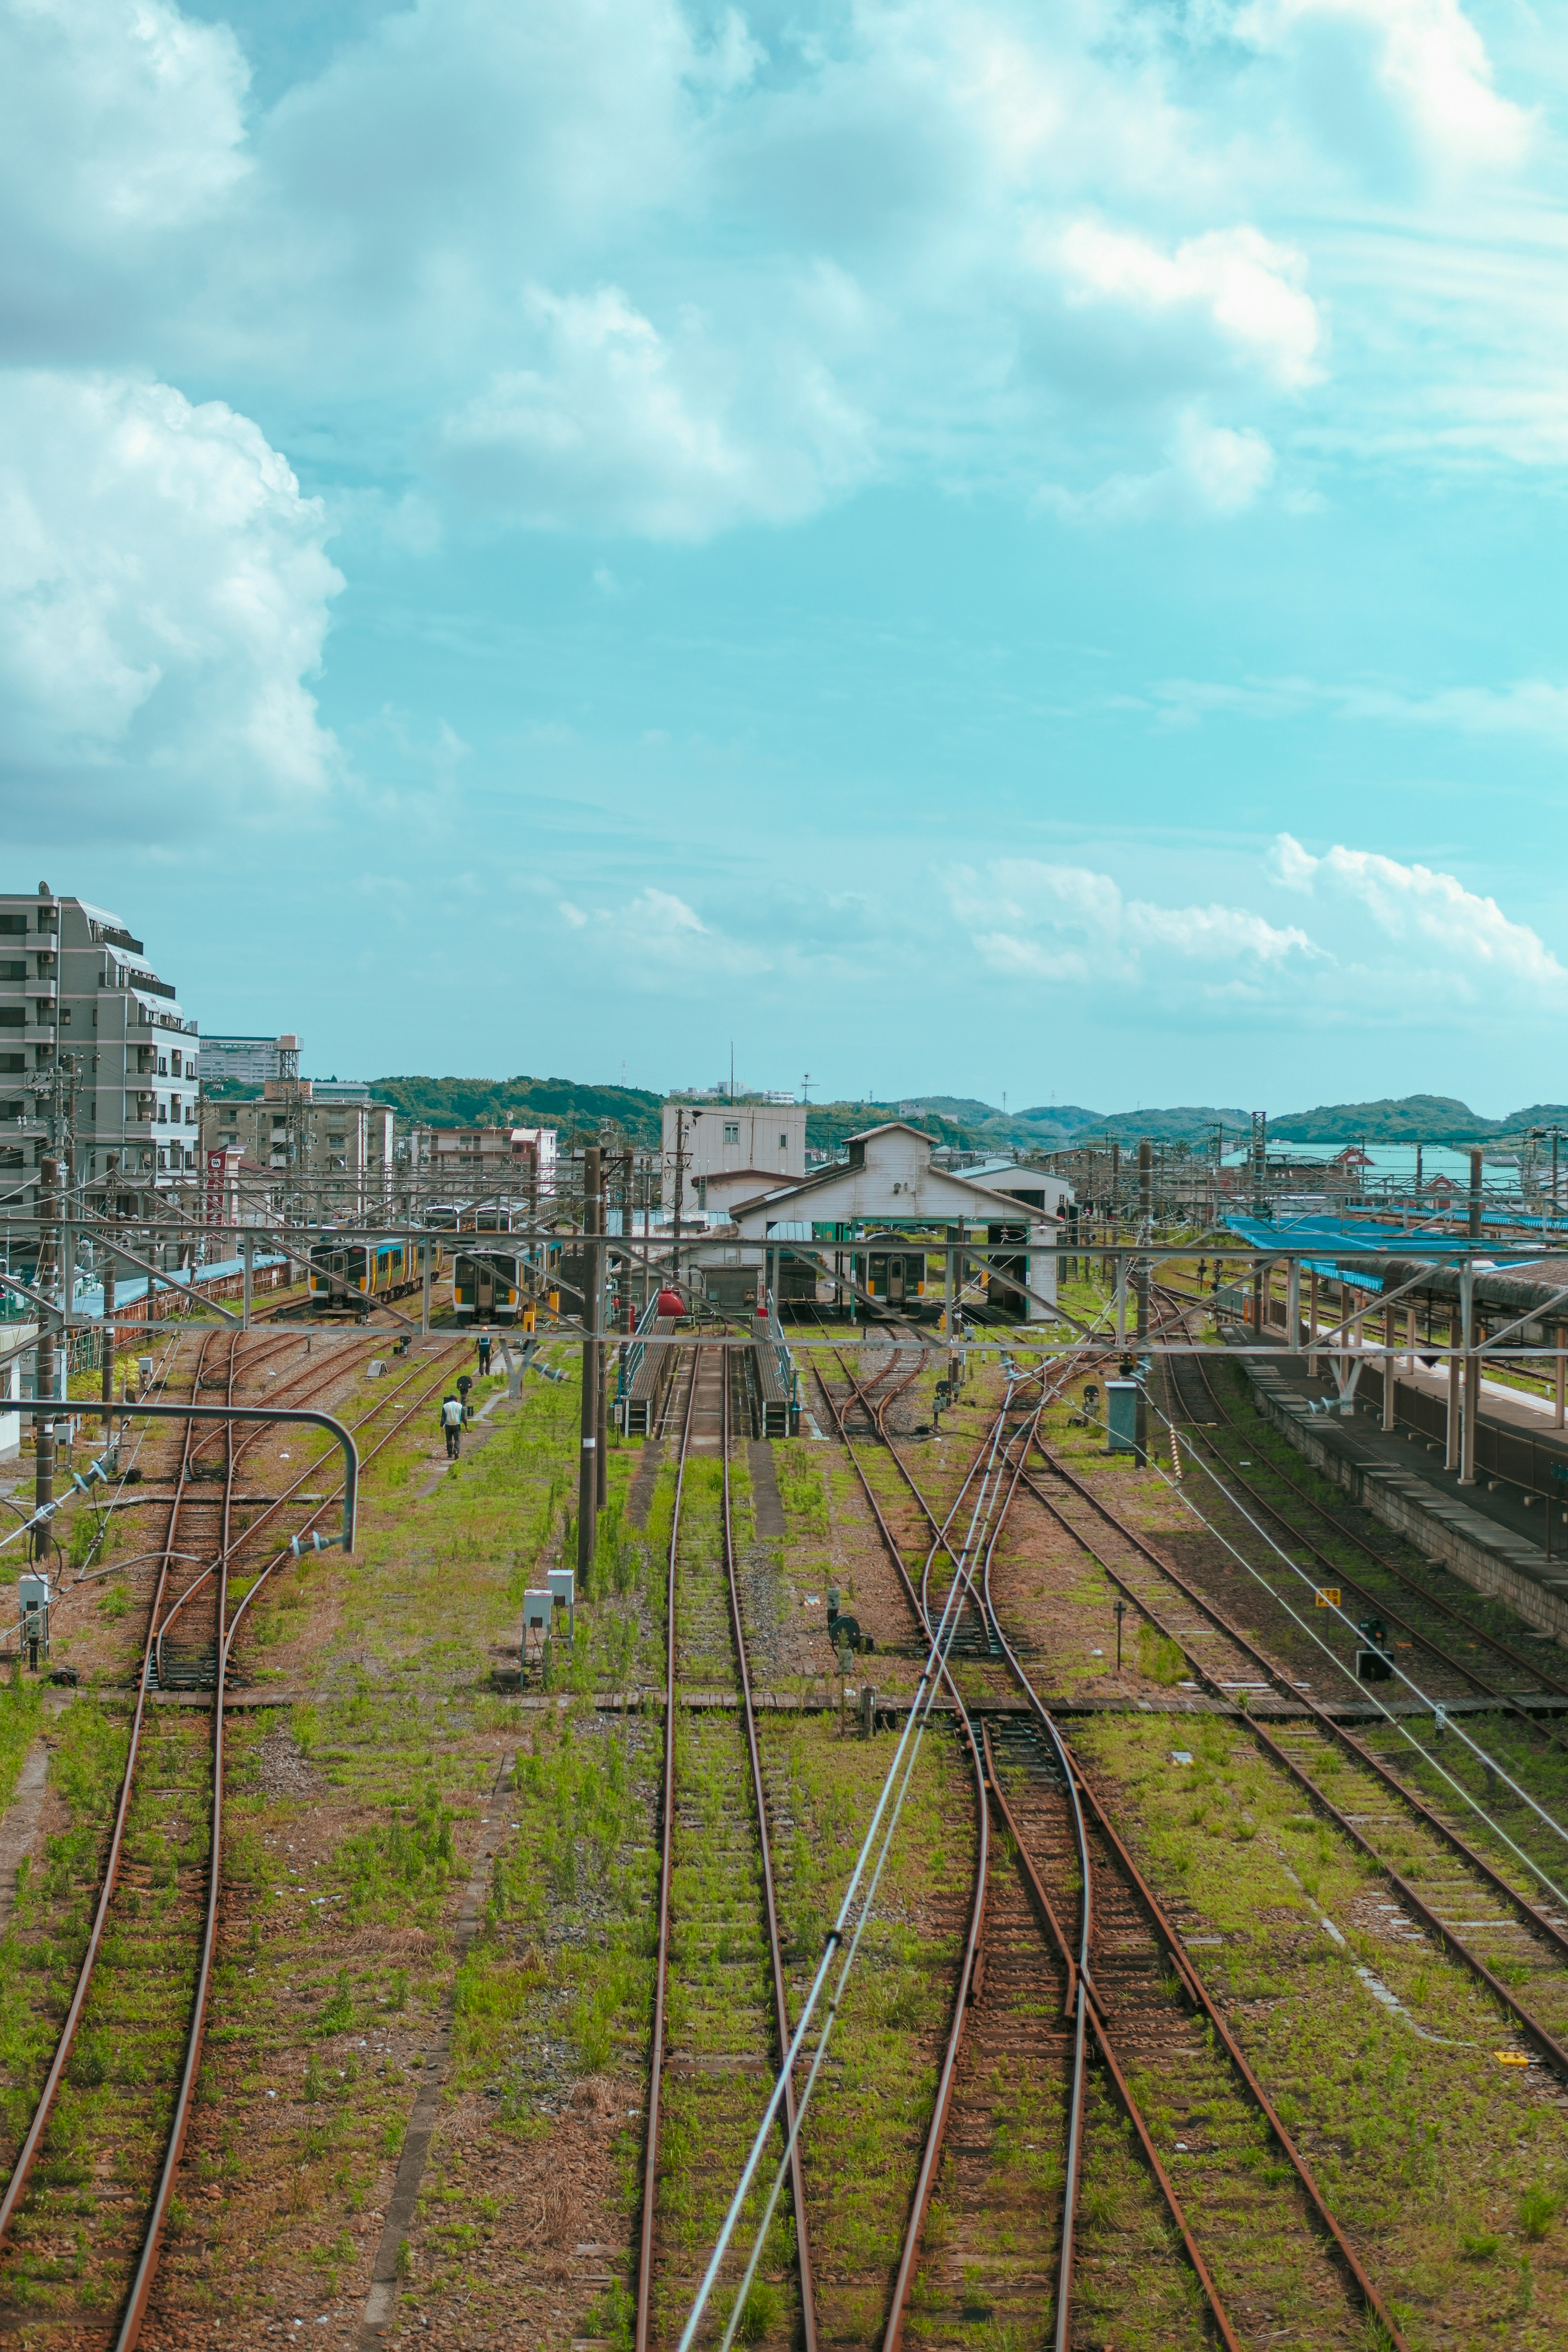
<box><xmin>722</xmin><ymin>1122</ymin><xmax>1070</xmax><ymax>1320</ymax></box>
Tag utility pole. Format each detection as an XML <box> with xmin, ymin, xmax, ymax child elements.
<box><xmin>1134</xmin><ymin>1138</ymin><xmax>1152</xmax><ymax>1465</ymax></box>
<box><xmin>671</xmin><ymin>1109</ymin><xmax>687</xmax><ymax>1292</ymax></box>
<box><xmin>578</xmin><ymin>1144</ymin><xmax>601</xmax><ymax>1587</ymax></box>
<box><xmin>32</xmin><ymin>1155</ymin><xmax>59</xmax><ymax>1563</ymax></box>
<box><xmin>1468</xmin><ymin>1146</ymin><xmax>1483</xmax><ymax>1242</ymax></box>
<box><xmin>102</xmin><ymin>1153</ymin><xmax>118</xmax><ymax>1425</ymax></box>
<box><xmin>595</xmin><ymin>1141</ymin><xmax>609</xmax><ymax>1510</ymax></box>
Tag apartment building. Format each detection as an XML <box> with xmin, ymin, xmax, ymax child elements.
<box><xmin>0</xmin><ymin>885</ymin><xmax>200</xmax><ymax>1219</ymax></box>
<box><xmin>405</xmin><ymin>1125</ymin><xmax>557</xmax><ymax>1202</ymax></box>
<box><xmin>198</xmin><ymin>1033</ymin><xmax>299</xmax><ymax>1089</ymax></box>
<box><xmin>200</xmin><ymin>1081</ymin><xmax>396</xmax><ymax>1213</ymax></box>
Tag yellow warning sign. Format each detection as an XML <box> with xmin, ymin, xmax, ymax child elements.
<box><xmin>1314</xmin><ymin>1587</ymin><xmax>1341</xmax><ymax>1609</ymax></box>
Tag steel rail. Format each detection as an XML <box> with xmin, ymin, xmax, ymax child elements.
<box><xmin>1153</xmin><ymin>1280</ymin><xmax>1568</xmax><ymax>1710</ymax></box>
<box><xmin>1021</xmin><ymin>1443</ymin><xmax>1568</xmax><ymax>2069</ymax></box>
<box><xmin>153</xmin><ymin>1339</ymin><xmax>466</xmax><ymax>1654</ymax></box>
<box><xmin>718</xmin><ymin>1369</ymin><xmax>818</xmax><ymax>2352</ymax></box>
<box><xmin>977</xmin><ymin>1510</ymin><xmax>1404</xmax><ymax>2351</ymax></box>
<box><xmin>634</xmin><ymin>1344</ymin><xmax>702</xmax><ymax>2352</ymax></box>
<box><xmin>878</xmin><ymin>1369</ymin><xmax>1250</xmax><ymax>2352</ymax></box>
<box><xmin>0</xmin><ymin>1325</ymin><xmax>245</xmax><ymax>2348</ymax></box>
<box><xmin>977</xmin><ymin>1725</ymin><xmax>1241</xmax><ymax>2352</ymax></box>
<box><xmin>819</xmin><ymin>1353</ymin><xmax>1114</xmax><ymax>2352</ymax></box>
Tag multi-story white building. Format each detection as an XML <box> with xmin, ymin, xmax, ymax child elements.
<box><xmin>0</xmin><ymin>886</ymin><xmax>200</xmax><ymax>1223</ymax></box>
<box><xmin>197</xmin><ymin>1033</ymin><xmax>299</xmax><ymax>1089</ymax></box>
<box><xmin>662</xmin><ymin>1097</ymin><xmax>806</xmax><ymax>1211</ymax></box>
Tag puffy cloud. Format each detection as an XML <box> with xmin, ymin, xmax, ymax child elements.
<box><xmin>0</xmin><ymin>0</ymin><xmax>248</xmax><ymax>357</ymax></box>
<box><xmin>436</xmin><ymin>285</ymin><xmax>873</xmax><ymax>539</ymax></box>
<box><xmin>1240</xmin><ymin>0</ymin><xmax>1531</xmax><ymax>179</ymax></box>
<box><xmin>555</xmin><ymin>885</ymin><xmax>770</xmax><ymax>984</ymax></box>
<box><xmin>1037</xmin><ymin>408</ymin><xmax>1276</xmax><ymax>523</ymax></box>
<box><xmin>0</xmin><ymin>371</ymin><xmax>342</xmax><ymax>829</ymax></box>
<box><xmin>1270</xmin><ymin>834</ymin><xmax>1568</xmax><ymax>992</ymax></box>
<box><xmin>1049</xmin><ymin>221</ymin><xmax>1321</xmax><ymax>391</ymax></box>
<box><xmin>951</xmin><ymin>858</ymin><xmax>1318</xmax><ymax>987</ymax></box>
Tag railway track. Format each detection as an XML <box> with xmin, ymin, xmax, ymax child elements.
<box><xmin>819</xmin><ymin>1346</ymin><xmax>1409</xmax><ymax>2352</ymax></box>
<box><xmin>636</xmin><ymin>1342</ymin><xmax>817</xmax><ymax>2352</ymax></box>
<box><xmin>1097</xmin><ymin>1288</ymin><xmax>1568</xmax><ymax>2076</ymax></box>
<box><xmin>0</xmin><ymin>1326</ymin><xmax>473</xmax><ymax>2345</ymax></box>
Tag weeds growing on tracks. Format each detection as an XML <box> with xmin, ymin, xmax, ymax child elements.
<box><xmin>1078</xmin><ymin>1710</ymin><xmax>1568</xmax><ymax>2339</ymax></box>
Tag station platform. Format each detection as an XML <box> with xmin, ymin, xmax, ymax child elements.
<box><xmin>1225</xmin><ymin>1335</ymin><xmax>1568</xmax><ymax>1645</ymax></box>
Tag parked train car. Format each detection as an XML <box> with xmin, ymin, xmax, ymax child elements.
<box><xmin>453</xmin><ymin>1247</ymin><xmax>522</xmax><ymax>1323</ymax></box>
<box><xmin>850</xmin><ymin>1248</ymin><xmax>930</xmax><ymax>1308</ymax></box>
<box><xmin>309</xmin><ymin>1236</ymin><xmax>425</xmax><ymax>1313</ymax></box>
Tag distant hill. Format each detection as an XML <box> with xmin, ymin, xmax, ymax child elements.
<box><xmin>1272</xmin><ymin>1095</ymin><xmax>1499</xmax><ymax>1144</ymax></box>
<box><xmin>366</xmin><ymin>1074</ymin><xmax>663</xmax><ymax>1145</ymax></box>
<box><xmin>205</xmin><ymin>1073</ymin><xmax>1568</xmax><ymax>1157</ymax></box>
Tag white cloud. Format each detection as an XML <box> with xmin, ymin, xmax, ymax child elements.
<box><xmin>437</xmin><ymin>285</ymin><xmax>873</xmax><ymax>539</ymax></box>
<box><xmin>1038</xmin><ymin>408</ymin><xmax>1277</xmax><ymax>524</ymax></box>
<box><xmin>557</xmin><ymin>885</ymin><xmax>768</xmax><ymax>984</ymax></box>
<box><xmin>1051</xmin><ymin>221</ymin><xmax>1321</xmax><ymax>391</ymax></box>
<box><xmin>951</xmin><ymin>858</ymin><xmax>1318</xmax><ymax>988</ymax></box>
<box><xmin>1270</xmin><ymin>834</ymin><xmax>1568</xmax><ymax>990</ymax></box>
<box><xmin>0</xmin><ymin>371</ymin><xmax>342</xmax><ymax>827</ymax></box>
<box><xmin>1241</xmin><ymin>0</ymin><xmax>1531</xmax><ymax>178</ymax></box>
<box><xmin>1153</xmin><ymin>671</ymin><xmax>1568</xmax><ymax>739</ymax></box>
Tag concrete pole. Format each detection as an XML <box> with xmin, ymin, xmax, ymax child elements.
<box><xmin>1446</xmin><ymin>1302</ymin><xmax>1462</xmax><ymax>1471</ymax></box>
<box><xmin>1286</xmin><ymin>1256</ymin><xmax>1301</xmax><ymax>1353</ymax></box>
<box><xmin>1134</xmin><ymin>1139</ymin><xmax>1151</xmax><ymax>1462</ymax></box>
<box><xmin>1307</xmin><ymin>1268</ymin><xmax>1319</xmax><ymax>1375</ymax></box>
<box><xmin>1459</xmin><ymin>1263</ymin><xmax>1477</xmax><ymax>1486</ymax></box>
<box><xmin>1469</xmin><ymin>1148</ymin><xmax>1483</xmax><ymax>1241</ymax></box>
<box><xmin>102</xmin><ymin>1155</ymin><xmax>118</xmax><ymax>1419</ymax></box>
<box><xmin>1114</xmin><ymin>1252</ymin><xmax>1126</xmax><ymax>1350</ymax></box>
<box><xmin>595</xmin><ymin>1162</ymin><xmax>608</xmax><ymax>1512</ymax></box>
<box><xmin>32</xmin><ymin>1155</ymin><xmax>58</xmax><ymax>1565</ymax></box>
<box><xmin>1555</xmin><ymin>1324</ymin><xmax>1565</xmax><ymax>1431</ymax></box>
<box><xmin>1382</xmin><ymin>1301</ymin><xmax>1396</xmax><ymax>1431</ymax></box>
<box><xmin>421</xmin><ymin>1237</ymin><xmax>432</xmax><ymax>1334</ymax></box>
<box><xmin>242</xmin><ymin>1228</ymin><xmax>253</xmax><ymax>1331</ymax></box>
<box><xmin>578</xmin><ymin>1146</ymin><xmax>601</xmax><ymax>1586</ymax></box>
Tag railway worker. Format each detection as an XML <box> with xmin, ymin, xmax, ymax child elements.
<box><xmin>440</xmin><ymin>1392</ymin><xmax>464</xmax><ymax>1458</ymax></box>
<box><xmin>477</xmin><ymin>1329</ymin><xmax>493</xmax><ymax>1377</ymax></box>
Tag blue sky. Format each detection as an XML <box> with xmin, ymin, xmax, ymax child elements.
<box><xmin>5</xmin><ymin>0</ymin><xmax>1568</xmax><ymax>1115</ymax></box>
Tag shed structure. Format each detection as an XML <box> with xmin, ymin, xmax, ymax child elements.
<box><xmin>726</xmin><ymin>1122</ymin><xmax>1068</xmax><ymax>1320</ymax></box>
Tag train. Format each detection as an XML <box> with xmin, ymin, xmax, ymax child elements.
<box><xmin>308</xmin><ymin>1235</ymin><xmax>430</xmax><ymax>1312</ymax></box>
<box><xmin>850</xmin><ymin>1248</ymin><xmax>932</xmax><ymax>1308</ymax></box>
<box><xmin>453</xmin><ymin>1246</ymin><xmax>523</xmax><ymax>1323</ymax></box>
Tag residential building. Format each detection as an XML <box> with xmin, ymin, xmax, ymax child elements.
<box><xmin>197</xmin><ymin>1034</ymin><xmax>299</xmax><ymax>1089</ymax></box>
<box><xmin>199</xmin><ymin>1081</ymin><xmax>396</xmax><ymax>1214</ymax></box>
<box><xmin>662</xmin><ymin>1098</ymin><xmax>806</xmax><ymax>1210</ymax></box>
<box><xmin>0</xmin><ymin>885</ymin><xmax>200</xmax><ymax>1224</ymax></box>
<box><xmin>405</xmin><ymin>1125</ymin><xmax>557</xmax><ymax>1202</ymax></box>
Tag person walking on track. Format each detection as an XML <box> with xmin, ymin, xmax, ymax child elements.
<box><xmin>477</xmin><ymin>1330</ymin><xmax>492</xmax><ymax>1377</ymax></box>
<box><xmin>440</xmin><ymin>1392</ymin><xmax>463</xmax><ymax>1458</ymax></box>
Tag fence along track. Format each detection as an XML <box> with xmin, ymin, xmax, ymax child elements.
<box><xmin>828</xmin><ymin>1350</ymin><xmax>1405</xmax><ymax>2352</ymax></box>
<box><xmin>1020</xmin><ymin>1428</ymin><xmax>1568</xmax><ymax>2082</ymax></box>
<box><xmin>636</xmin><ymin>1343</ymin><xmax>816</xmax><ymax>2352</ymax></box>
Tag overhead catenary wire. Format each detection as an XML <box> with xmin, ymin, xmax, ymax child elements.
<box><xmin>682</xmin><ymin>1327</ymin><xmax>1112</xmax><ymax>2352</ymax></box>
<box><xmin>1118</xmin><ymin>1380</ymin><xmax>1568</xmax><ymax>1912</ymax></box>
